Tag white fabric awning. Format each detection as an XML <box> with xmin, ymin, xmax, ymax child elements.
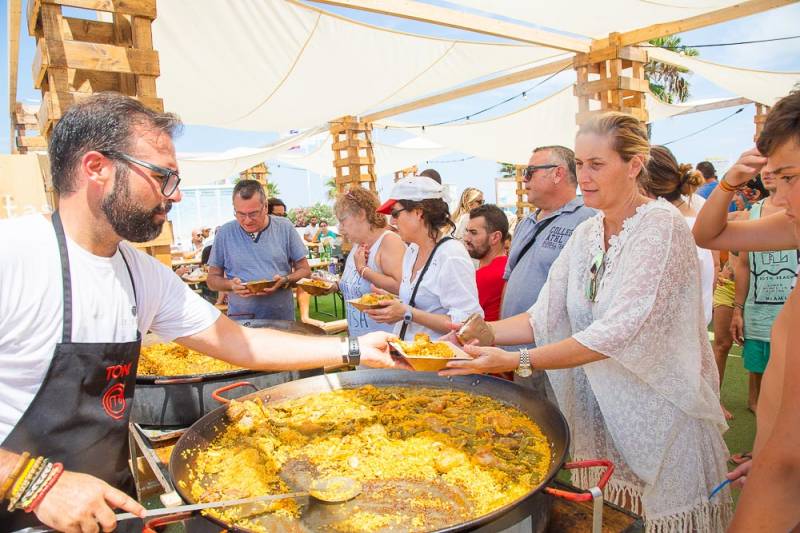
<box><xmin>153</xmin><ymin>0</ymin><xmax>563</xmax><ymax>132</ymax></box>
<box><xmin>447</xmin><ymin>0</ymin><xmax>741</xmax><ymax>38</ymax></box>
<box><xmin>646</xmin><ymin>47</ymin><xmax>800</xmax><ymax>107</ymax></box>
<box><xmin>377</xmin><ymin>85</ymin><xmax>579</xmax><ymax>164</ymax></box>
<box><xmin>177</xmin><ymin>128</ymin><xmax>450</xmax><ymax>186</ymax></box>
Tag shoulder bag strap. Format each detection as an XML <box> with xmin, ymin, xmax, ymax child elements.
<box><xmin>399</xmin><ymin>237</ymin><xmax>453</xmax><ymax>340</ymax></box>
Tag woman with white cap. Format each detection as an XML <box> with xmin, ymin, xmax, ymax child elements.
<box><xmin>365</xmin><ymin>176</ymin><xmax>482</xmax><ymax>339</ymax></box>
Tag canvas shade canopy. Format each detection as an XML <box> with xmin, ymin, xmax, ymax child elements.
<box><xmin>152</xmin><ymin>0</ymin><xmax>566</xmax><ymax>132</ymax></box>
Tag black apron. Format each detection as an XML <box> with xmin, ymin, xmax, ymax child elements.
<box><xmin>0</xmin><ymin>212</ymin><xmax>141</xmax><ymax>531</ymax></box>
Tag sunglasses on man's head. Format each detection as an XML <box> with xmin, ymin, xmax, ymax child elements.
<box><xmin>523</xmin><ymin>164</ymin><xmax>558</xmax><ymax>182</ymax></box>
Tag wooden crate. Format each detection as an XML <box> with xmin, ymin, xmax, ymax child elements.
<box><xmin>130</xmin><ymin>221</ymin><xmax>173</xmax><ymax>267</ymax></box>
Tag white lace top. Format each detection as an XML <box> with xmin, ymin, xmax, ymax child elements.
<box><xmin>529</xmin><ymin>200</ymin><xmax>732</xmax><ymax>531</ymax></box>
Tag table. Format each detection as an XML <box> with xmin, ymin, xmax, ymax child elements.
<box><xmin>172</xmin><ymin>257</ymin><xmax>201</xmax><ymax>268</ymax></box>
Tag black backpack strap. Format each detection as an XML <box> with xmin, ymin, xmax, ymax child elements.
<box><xmin>399</xmin><ymin>237</ymin><xmax>453</xmax><ymax>340</ymax></box>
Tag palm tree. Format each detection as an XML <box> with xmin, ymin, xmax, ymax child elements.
<box><xmin>325</xmin><ymin>178</ymin><xmax>337</xmax><ymax>200</ymax></box>
<box><xmin>645</xmin><ymin>35</ymin><xmax>699</xmax><ymax>104</ymax></box>
<box><xmin>499</xmin><ymin>162</ymin><xmax>518</xmax><ymax>179</ymax></box>
<box><xmin>265</xmin><ymin>182</ymin><xmax>280</xmax><ymax>198</ymax></box>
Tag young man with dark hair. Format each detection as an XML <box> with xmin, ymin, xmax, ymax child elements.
<box><xmin>694</xmin><ymin>90</ymin><xmax>800</xmax><ymax>531</ymax></box>
<box><xmin>0</xmin><ymin>93</ymin><xmax>399</xmax><ymax>532</ymax></box>
<box><xmin>268</xmin><ymin>197</ymin><xmax>287</xmax><ymax>216</ymax></box>
<box><xmin>463</xmin><ymin>204</ymin><xmax>508</xmax><ymax>321</ymax></box>
<box><xmin>696</xmin><ymin>161</ymin><xmax>718</xmax><ymax>198</ymax></box>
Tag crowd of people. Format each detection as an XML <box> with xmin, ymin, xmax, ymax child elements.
<box><xmin>0</xmin><ymin>88</ymin><xmax>798</xmax><ymax>532</ymax></box>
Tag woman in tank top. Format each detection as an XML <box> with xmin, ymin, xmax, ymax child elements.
<box><xmin>331</xmin><ymin>188</ymin><xmax>405</xmax><ymax>337</ymax></box>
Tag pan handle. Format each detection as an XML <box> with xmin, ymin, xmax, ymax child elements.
<box><xmin>153</xmin><ymin>376</ymin><xmax>203</xmax><ymax>385</ymax></box>
<box><xmin>544</xmin><ymin>459</ymin><xmax>614</xmax><ymax>502</ymax></box>
<box><xmin>211</xmin><ymin>381</ymin><xmax>259</xmax><ymax>404</ymax></box>
<box><xmin>142</xmin><ymin>511</ymin><xmax>194</xmax><ymax>533</ymax></box>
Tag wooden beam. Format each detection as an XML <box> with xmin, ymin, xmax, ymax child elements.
<box><xmin>61</xmin><ymin>17</ymin><xmax>116</xmax><ymax>43</ymax></box>
<box><xmin>16</xmin><ymin>135</ymin><xmax>48</xmax><ymax>149</ymax></box>
<box><xmin>669</xmin><ymin>96</ymin><xmax>751</xmax><ymax>117</ymax></box>
<box><xmin>43</xmin><ymin>0</ymin><xmax>156</xmax><ymax>19</ymax></box>
<box><xmin>594</xmin><ymin>0</ymin><xmax>797</xmax><ymax>49</ymax></box>
<box><xmin>41</xmin><ymin>39</ymin><xmax>160</xmax><ymax>76</ymax></box>
<box><xmin>362</xmin><ymin>57</ymin><xmax>572</xmax><ymax>122</ymax></box>
<box><xmin>9</xmin><ymin>0</ymin><xmax>23</xmax><ymax>152</ymax></box>
<box><xmin>305</xmin><ymin>0</ymin><xmax>589</xmax><ymax>53</ymax></box>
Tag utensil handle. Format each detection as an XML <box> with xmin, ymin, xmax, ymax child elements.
<box><xmin>211</xmin><ymin>381</ymin><xmax>258</xmax><ymax>404</ymax></box>
<box><xmin>117</xmin><ymin>490</ymin><xmax>308</xmax><ymax>521</ymax></box>
<box><xmin>153</xmin><ymin>376</ymin><xmax>203</xmax><ymax>385</ymax></box>
<box><xmin>545</xmin><ymin>459</ymin><xmax>615</xmax><ymax>502</ymax></box>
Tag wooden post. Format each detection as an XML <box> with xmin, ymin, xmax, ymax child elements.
<box><xmin>754</xmin><ymin>103</ymin><xmax>770</xmax><ymax>142</ymax></box>
<box><xmin>329</xmin><ymin>116</ymin><xmax>377</xmax><ymax>194</ymax></box>
<box><xmin>574</xmin><ymin>34</ymin><xmax>649</xmax><ymax>126</ymax></box>
<box><xmin>515</xmin><ymin>164</ymin><xmax>534</xmax><ymax>219</ymax></box>
<box><xmin>393</xmin><ymin>165</ymin><xmax>417</xmax><ymax>182</ymax></box>
<box><xmin>239</xmin><ymin>162</ymin><xmax>269</xmax><ymax>186</ymax></box>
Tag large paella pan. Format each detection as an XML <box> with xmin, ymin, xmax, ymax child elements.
<box><xmin>169</xmin><ymin>370</ymin><xmax>600</xmax><ymax>532</ymax></box>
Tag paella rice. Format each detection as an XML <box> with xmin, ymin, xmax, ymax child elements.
<box><xmin>187</xmin><ymin>385</ymin><xmax>552</xmax><ymax>532</ymax></box>
<box><xmin>356</xmin><ymin>293</ymin><xmax>396</xmax><ymax>305</ymax></box>
<box><xmin>138</xmin><ymin>342</ymin><xmax>240</xmax><ymax>376</ymax></box>
<box><xmin>394</xmin><ymin>333</ymin><xmax>454</xmax><ymax>358</ymax></box>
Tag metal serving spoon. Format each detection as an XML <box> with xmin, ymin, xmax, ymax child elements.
<box><xmin>116</xmin><ymin>476</ymin><xmax>362</xmax><ymax>521</ymax></box>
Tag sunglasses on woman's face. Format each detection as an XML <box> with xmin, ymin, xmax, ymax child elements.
<box><xmin>585</xmin><ymin>251</ymin><xmax>606</xmax><ymax>302</ymax></box>
<box><xmin>390</xmin><ymin>207</ymin><xmax>407</xmax><ymax>219</ymax></box>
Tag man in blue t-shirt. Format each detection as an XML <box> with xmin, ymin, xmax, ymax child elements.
<box><xmin>207</xmin><ymin>180</ymin><xmax>310</xmax><ymax>320</ymax></box>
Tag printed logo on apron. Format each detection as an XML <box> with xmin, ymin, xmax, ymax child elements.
<box><xmin>102</xmin><ymin>362</ymin><xmax>133</xmax><ymax>420</ymax></box>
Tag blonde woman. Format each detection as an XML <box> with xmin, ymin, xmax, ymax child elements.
<box><xmin>443</xmin><ymin>112</ymin><xmax>731</xmax><ymax>531</ymax></box>
<box><xmin>452</xmin><ymin>187</ymin><xmax>484</xmax><ymax>239</ymax></box>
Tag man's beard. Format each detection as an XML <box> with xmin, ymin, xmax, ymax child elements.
<box><xmin>466</xmin><ymin>241</ymin><xmax>489</xmax><ymax>260</ymax></box>
<box><xmin>101</xmin><ymin>167</ymin><xmax>172</xmax><ymax>242</ymax></box>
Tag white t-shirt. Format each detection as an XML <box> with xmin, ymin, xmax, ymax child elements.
<box><xmin>395</xmin><ymin>239</ymin><xmax>483</xmax><ymax>338</ymax></box>
<box><xmin>0</xmin><ymin>215</ymin><xmax>220</xmax><ymax>441</ymax></box>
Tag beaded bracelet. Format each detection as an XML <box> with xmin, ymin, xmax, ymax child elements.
<box><xmin>6</xmin><ymin>457</ymin><xmax>40</xmax><ymax>511</ymax></box>
<box><xmin>24</xmin><ymin>463</ymin><xmax>63</xmax><ymax>513</ymax></box>
<box><xmin>0</xmin><ymin>452</ymin><xmax>30</xmax><ymax>500</ymax></box>
<box><xmin>18</xmin><ymin>461</ymin><xmax>53</xmax><ymax>511</ymax></box>
<box><xmin>718</xmin><ymin>178</ymin><xmax>743</xmax><ymax>193</ymax></box>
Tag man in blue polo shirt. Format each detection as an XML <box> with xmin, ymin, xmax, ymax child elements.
<box><xmin>207</xmin><ymin>180</ymin><xmax>310</xmax><ymax>320</ymax></box>
<box><xmin>501</xmin><ymin>145</ymin><xmax>595</xmax><ymax>395</ymax></box>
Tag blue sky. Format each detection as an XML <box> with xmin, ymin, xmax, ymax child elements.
<box><xmin>3</xmin><ymin>0</ymin><xmax>800</xmax><ymax>212</ymax></box>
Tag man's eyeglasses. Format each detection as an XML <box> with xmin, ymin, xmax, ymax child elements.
<box><xmin>234</xmin><ymin>207</ymin><xmax>266</xmax><ymax>220</ymax></box>
<box><xmin>390</xmin><ymin>207</ymin><xmax>407</xmax><ymax>218</ymax></box>
<box><xmin>585</xmin><ymin>251</ymin><xmax>606</xmax><ymax>302</ymax></box>
<box><xmin>101</xmin><ymin>151</ymin><xmax>181</xmax><ymax>197</ymax></box>
<box><xmin>523</xmin><ymin>164</ymin><xmax>558</xmax><ymax>182</ymax></box>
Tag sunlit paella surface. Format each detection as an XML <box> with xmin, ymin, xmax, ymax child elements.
<box><xmin>138</xmin><ymin>342</ymin><xmax>240</xmax><ymax>376</ymax></box>
<box><xmin>183</xmin><ymin>385</ymin><xmax>552</xmax><ymax>532</ymax></box>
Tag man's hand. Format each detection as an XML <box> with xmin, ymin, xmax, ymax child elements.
<box><xmin>723</xmin><ymin>148</ymin><xmax>767</xmax><ymax>188</ymax></box>
<box><xmin>731</xmin><ymin>308</ymin><xmax>745</xmax><ymax>345</ymax></box>
<box><xmin>229</xmin><ymin>277</ymin><xmax>252</xmax><ymax>298</ymax></box>
<box><xmin>438</xmin><ymin>344</ymin><xmax>518</xmax><ymax>377</ymax></box>
<box><xmin>34</xmin><ymin>471</ymin><xmax>145</xmax><ymax>533</ymax></box>
<box><xmin>726</xmin><ymin>459</ymin><xmax>752</xmax><ymax>489</ymax></box>
<box><xmin>357</xmin><ymin>331</ymin><xmax>409</xmax><ymax>369</ymax></box>
<box><xmin>258</xmin><ymin>274</ymin><xmax>288</xmax><ymax>295</ymax></box>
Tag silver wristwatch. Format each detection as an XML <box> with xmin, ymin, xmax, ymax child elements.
<box><xmin>515</xmin><ymin>348</ymin><xmax>532</xmax><ymax>378</ymax></box>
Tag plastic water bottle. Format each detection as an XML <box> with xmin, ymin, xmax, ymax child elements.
<box><xmin>328</xmin><ymin>257</ymin><xmax>338</xmax><ymax>278</ymax></box>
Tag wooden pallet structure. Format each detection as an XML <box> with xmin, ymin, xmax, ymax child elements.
<box><xmin>27</xmin><ymin>0</ymin><xmax>164</xmax><ymax>142</ymax></box>
<box><xmin>12</xmin><ymin>103</ymin><xmax>47</xmax><ymax>154</ymax></box>
<box><xmin>329</xmin><ymin>115</ymin><xmax>378</xmax><ymax>194</ymax></box>
<box><xmin>239</xmin><ymin>162</ymin><xmax>270</xmax><ymax>186</ymax></box>
<box><xmin>393</xmin><ymin>165</ymin><xmax>418</xmax><ymax>182</ymax></box>
<box><xmin>573</xmin><ymin>33</ymin><xmax>649</xmax><ymax>126</ymax></box>
<box><xmin>514</xmin><ymin>164</ymin><xmax>535</xmax><ymax>219</ymax></box>
<box><xmin>754</xmin><ymin>103</ymin><xmax>771</xmax><ymax>142</ymax></box>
